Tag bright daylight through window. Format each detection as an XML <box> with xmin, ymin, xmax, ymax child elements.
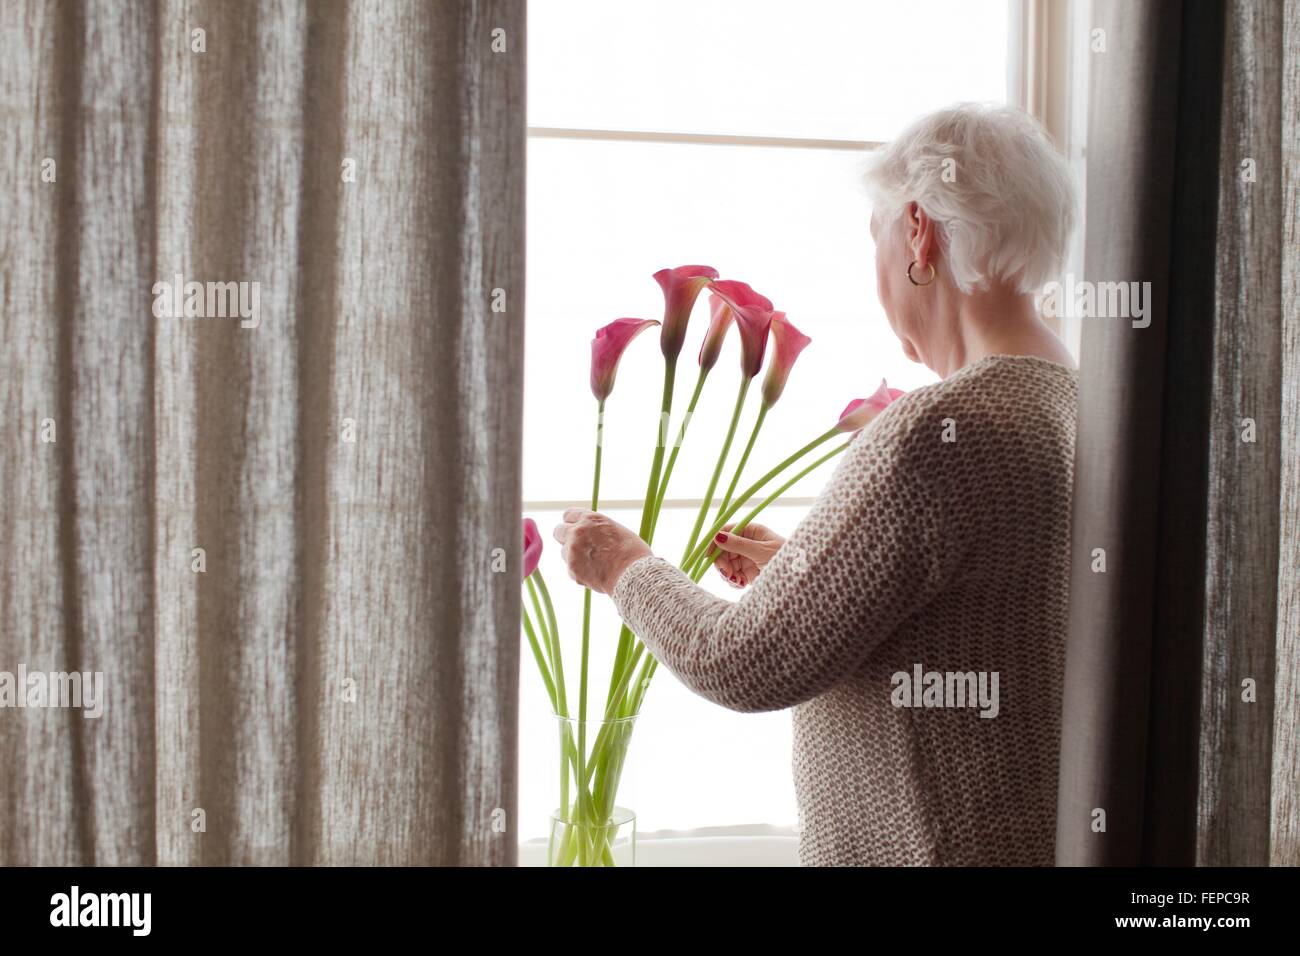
<box><xmin>521</xmin><ymin>0</ymin><xmax>1015</xmax><ymax>843</ymax></box>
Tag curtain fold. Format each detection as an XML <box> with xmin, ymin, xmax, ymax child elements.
<box><xmin>1198</xmin><ymin>0</ymin><xmax>1286</xmax><ymax>867</ymax></box>
<box><xmin>0</xmin><ymin>0</ymin><xmax>524</xmax><ymax>866</ymax></box>
<box><xmin>1273</xmin><ymin>0</ymin><xmax>1300</xmax><ymax>870</ymax></box>
<box><xmin>1058</xmin><ymin>0</ymin><xmax>1297</xmax><ymax>866</ymax></box>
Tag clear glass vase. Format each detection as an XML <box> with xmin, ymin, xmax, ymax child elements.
<box><xmin>546</xmin><ymin>714</ymin><xmax>638</xmax><ymax>867</ymax></box>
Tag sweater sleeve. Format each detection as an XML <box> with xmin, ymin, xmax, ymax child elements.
<box><xmin>611</xmin><ymin>414</ymin><xmax>948</xmax><ymax>712</ymax></box>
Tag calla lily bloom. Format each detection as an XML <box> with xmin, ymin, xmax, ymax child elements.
<box><xmin>760</xmin><ymin>313</ymin><xmax>812</xmax><ymax>406</ymax></box>
<box><xmin>698</xmin><ymin>294</ymin><xmax>736</xmax><ymax>371</ymax></box>
<box><xmin>522</xmin><ymin>518</ymin><xmax>543</xmax><ymax>579</ymax></box>
<box><xmin>590</xmin><ymin>318</ymin><xmax>659</xmax><ymax>401</ymax></box>
<box><xmin>709</xmin><ymin>279</ymin><xmax>775</xmax><ymax>378</ymax></box>
<box><xmin>836</xmin><ymin>379</ymin><xmax>906</xmax><ymax>432</ymax></box>
<box><xmin>654</xmin><ymin>265</ymin><xmax>720</xmax><ymax>361</ymax></box>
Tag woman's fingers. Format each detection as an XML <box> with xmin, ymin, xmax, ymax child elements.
<box><xmin>714</xmin><ymin>553</ymin><xmax>741</xmax><ymax>585</ymax></box>
<box><xmin>712</xmin><ymin>552</ymin><xmax>755</xmax><ymax>588</ymax></box>
<box><xmin>712</xmin><ymin>523</ymin><xmax>781</xmax><ymax>586</ymax></box>
<box><xmin>555</xmin><ymin>508</ymin><xmax>593</xmax><ymax>543</ymax></box>
<box><xmin>712</xmin><ymin>530</ymin><xmax>769</xmax><ymax>561</ymax></box>
<box><xmin>712</xmin><ymin>526</ymin><xmax>781</xmax><ymax>585</ymax></box>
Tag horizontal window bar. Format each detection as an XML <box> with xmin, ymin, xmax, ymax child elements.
<box><xmin>523</xmin><ymin>497</ymin><xmax>819</xmax><ymax>511</ymax></box>
<box><xmin>527</xmin><ymin>126</ymin><xmax>882</xmax><ymax>152</ymax></box>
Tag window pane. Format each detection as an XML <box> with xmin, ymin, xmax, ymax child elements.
<box><xmin>524</xmin><ymin>136</ymin><xmax>939</xmax><ymax>504</ymax></box>
<box><xmin>528</xmin><ymin>0</ymin><xmax>1008</xmax><ymax>142</ymax></box>
<box><xmin>522</xmin><ymin>1</ymin><xmax>1014</xmax><ymax>843</ymax></box>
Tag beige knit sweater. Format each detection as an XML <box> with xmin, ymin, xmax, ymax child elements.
<box><xmin>612</xmin><ymin>354</ymin><xmax>1078</xmax><ymax>866</ymax></box>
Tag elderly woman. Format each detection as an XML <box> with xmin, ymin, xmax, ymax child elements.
<box><xmin>554</xmin><ymin>104</ymin><xmax>1078</xmax><ymax>866</ymax></box>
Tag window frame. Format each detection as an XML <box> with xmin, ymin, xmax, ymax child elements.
<box><xmin>1009</xmin><ymin>0</ymin><xmax>1092</xmax><ymax>357</ymax></box>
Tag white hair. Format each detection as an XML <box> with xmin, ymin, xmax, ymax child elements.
<box><xmin>861</xmin><ymin>103</ymin><xmax>1077</xmax><ymax>294</ymax></box>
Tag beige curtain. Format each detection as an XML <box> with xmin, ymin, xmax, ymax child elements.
<box><xmin>1057</xmin><ymin>0</ymin><xmax>1297</xmax><ymax>865</ymax></box>
<box><xmin>0</xmin><ymin>0</ymin><xmax>524</xmax><ymax>865</ymax></box>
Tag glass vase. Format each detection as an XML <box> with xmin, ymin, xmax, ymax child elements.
<box><xmin>546</xmin><ymin>714</ymin><xmax>638</xmax><ymax>867</ymax></box>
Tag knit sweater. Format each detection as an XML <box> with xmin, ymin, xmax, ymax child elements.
<box><xmin>612</xmin><ymin>354</ymin><xmax>1078</xmax><ymax>866</ymax></box>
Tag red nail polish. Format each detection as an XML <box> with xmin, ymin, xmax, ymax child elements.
<box><xmin>715</xmin><ymin>532</ymin><xmax>728</xmax><ymax>543</ymax></box>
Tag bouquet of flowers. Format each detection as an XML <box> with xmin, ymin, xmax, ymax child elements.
<box><xmin>521</xmin><ymin>265</ymin><xmax>901</xmax><ymax>866</ymax></box>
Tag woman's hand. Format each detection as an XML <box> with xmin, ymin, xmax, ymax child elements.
<box><xmin>711</xmin><ymin>523</ymin><xmax>786</xmax><ymax>589</ymax></box>
<box><xmin>553</xmin><ymin>509</ymin><xmax>652</xmax><ymax>595</ymax></box>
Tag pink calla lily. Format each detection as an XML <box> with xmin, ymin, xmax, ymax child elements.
<box><xmin>708</xmin><ymin>279</ymin><xmax>775</xmax><ymax>378</ymax></box>
<box><xmin>590</xmin><ymin>317</ymin><xmax>659</xmax><ymax>401</ymax></box>
<box><xmin>760</xmin><ymin>313</ymin><xmax>812</xmax><ymax>406</ymax></box>
<box><xmin>698</xmin><ymin>294</ymin><xmax>736</xmax><ymax>371</ymax></box>
<box><xmin>654</xmin><ymin>265</ymin><xmax>720</xmax><ymax>361</ymax></box>
<box><xmin>836</xmin><ymin>379</ymin><xmax>906</xmax><ymax>432</ymax></box>
<box><xmin>522</xmin><ymin>518</ymin><xmax>542</xmax><ymax>579</ymax></box>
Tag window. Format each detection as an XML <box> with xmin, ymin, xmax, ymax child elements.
<box><xmin>521</xmin><ymin>0</ymin><xmax>1076</xmax><ymax>842</ymax></box>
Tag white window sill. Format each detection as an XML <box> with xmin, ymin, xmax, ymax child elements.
<box><xmin>519</xmin><ymin>824</ymin><xmax>799</xmax><ymax>867</ymax></box>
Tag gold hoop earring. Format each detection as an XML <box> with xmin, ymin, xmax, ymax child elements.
<box><xmin>907</xmin><ymin>261</ymin><xmax>936</xmax><ymax>287</ymax></box>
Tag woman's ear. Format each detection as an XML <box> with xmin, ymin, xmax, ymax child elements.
<box><xmin>906</xmin><ymin>201</ymin><xmax>937</xmax><ymax>270</ymax></box>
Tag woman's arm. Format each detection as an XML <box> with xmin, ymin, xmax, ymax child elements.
<box><xmin>610</xmin><ymin>423</ymin><xmax>948</xmax><ymax>712</ymax></box>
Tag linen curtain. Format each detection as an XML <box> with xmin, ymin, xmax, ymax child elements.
<box><xmin>1058</xmin><ymin>0</ymin><xmax>1298</xmax><ymax>865</ymax></box>
<box><xmin>0</xmin><ymin>0</ymin><xmax>524</xmax><ymax>865</ymax></box>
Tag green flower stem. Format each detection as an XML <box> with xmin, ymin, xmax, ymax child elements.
<box><xmin>525</xmin><ymin>576</ymin><xmax>581</xmax><ymax>856</ymax></box>
<box><xmin>530</xmin><ymin>579</ymin><xmax>592</xmax><ymax>853</ymax></box>
<box><xmin>551</xmin><ymin>728</ymin><xmax>582</xmax><ymax>863</ymax></box>
<box><xmin>650</xmin><ymin>368</ymin><xmax>709</xmax><ymax>531</ymax></box>
<box><xmin>682</xmin><ymin>425</ymin><xmax>841</xmax><ymax>573</ymax></box>
<box><xmin>552</xmin><ymin>726</ymin><xmax>585</xmax><ymax>866</ymax></box>
<box><xmin>581</xmin><ymin>662</ymin><xmax>644</xmax><ymax>792</ymax></box>
<box><xmin>525</xmin><ymin>577</ymin><xmax>555</xmax><ymax>681</ymax></box>
<box><xmin>576</xmin><ymin>361</ymin><xmax>674</xmax><ymax>862</ymax></box>
<box><xmin>626</xmin><ymin>649</ymin><xmax>655</xmax><ymax>714</ymax></box>
<box><xmin>602</xmin><ymin>364</ymin><xmax>696</xmax><ymax>729</ymax></box>
<box><xmin>639</xmin><ymin>359</ymin><xmax>677</xmax><ymax>542</ymax></box>
<box><xmin>689</xmin><ymin>440</ymin><xmax>850</xmax><ymax>580</ymax></box>
<box><xmin>520</xmin><ymin>601</ymin><xmax>557</xmax><ymax>710</ymax></box>
<box><xmin>604</xmin><ymin>625</ymin><xmax>636</xmax><ymax>713</ymax></box>
<box><xmin>681</xmin><ymin>377</ymin><xmax>750</xmax><ymax>566</ymax></box>
<box><xmin>606</xmin><ymin>360</ymin><xmax>678</xmax><ymax>712</ymax></box>
<box><xmin>579</xmin><ymin>657</ymin><xmax>648</xmax><ymax>835</ymax></box>
<box><xmin>531</xmin><ymin>571</ymin><xmax>567</xmax><ymax>718</ymax></box>
<box><xmin>715</xmin><ymin>401</ymin><xmax>768</xmax><ymax>520</ymax></box>
<box><xmin>594</xmin><ymin>722</ymin><xmax>634</xmax><ymax>815</ymax></box>
<box><xmin>577</xmin><ymin>398</ymin><xmax>604</xmax><ymax>830</ymax></box>
<box><xmin>559</xmin><ymin>727</ymin><xmax>570</xmax><ymax>836</ymax></box>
